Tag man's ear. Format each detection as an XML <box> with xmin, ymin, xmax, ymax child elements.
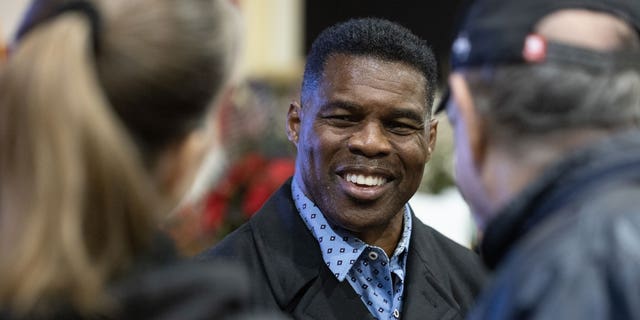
<box><xmin>449</xmin><ymin>73</ymin><xmax>487</xmax><ymax>167</ymax></box>
<box><xmin>425</xmin><ymin>118</ymin><xmax>438</xmax><ymax>162</ymax></box>
<box><xmin>287</xmin><ymin>102</ymin><xmax>302</xmax><ymax>146</ymax></box>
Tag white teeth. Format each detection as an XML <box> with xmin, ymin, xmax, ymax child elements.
<box><xmin>365</xmin><ymin>176</ymin><xmax>374</xmax><ymax>186</ymax></box>
<box><xmin>345</xmin><ymin>173</ymin><xmax>387</xmax><ymax>186</ymax></box>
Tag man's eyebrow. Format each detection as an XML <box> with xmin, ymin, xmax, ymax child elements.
<box><xmin>320</xmin><ymin>100</ymin><xmax>425</xmax><ymax>123</ymax></box>
<box><xmin>320</xmin><ymin>100</ymin><xmax>361</xmax><ymax>112</ymax></box>
<box><xmin>388</xmin><ymin>108</ymin><xmax>425</xmax><ymax>124</ymax></box>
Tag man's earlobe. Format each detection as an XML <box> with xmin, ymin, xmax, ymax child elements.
<box><xmin>287</xmin><ymin>102</ymin><xmax>302</xmax><ymax>145</ymax></box>
<box><xmin>425</xmin><ymin>118</ymin><xmax>438</xmax><ymax>162</ymax></box>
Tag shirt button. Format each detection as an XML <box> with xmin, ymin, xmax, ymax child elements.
<box><xmin>393</xmin><ymin>309</ymin><xmax>400</xmax><ymax>319</ymax></box>
<box><xmin>368</xmin><ymin>251</ymin><xmax>378</xmax><ymax>260</ymax></box>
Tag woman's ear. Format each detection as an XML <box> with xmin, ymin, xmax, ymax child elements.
<box><xmin>286</xmin><ymin>102</ymin><xmax>302</xmax><ymax>145</ymax></box>
<box><xmin>449</xmin><ymin>73</ymin><xmax>487</xmax><ymax>167</ymax></box>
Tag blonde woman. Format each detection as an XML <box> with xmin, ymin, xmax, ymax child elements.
<box><xmin>0</xmin><ymin>0</ymin><xmax>255</xmax><ymax>318</ymax></box>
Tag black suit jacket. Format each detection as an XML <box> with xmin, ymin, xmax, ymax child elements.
<box><xmin>200</xmin><ymin>179</ymin><xmax>486</xmax><ymax>319</ymax></box>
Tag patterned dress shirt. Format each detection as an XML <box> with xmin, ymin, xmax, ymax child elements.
<box><xmin>292</xmin><ymin>179</ymin><xmax>412</xmax><ymax>320</ymax></box>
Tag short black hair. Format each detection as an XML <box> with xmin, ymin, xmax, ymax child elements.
<box><xmin>301</xmin><ymin>17</ymin><xmax>438</xmax><ymax>114</ymax></box>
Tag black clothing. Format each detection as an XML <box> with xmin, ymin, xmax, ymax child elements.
<box><xmin>200</xmin><ymin>178</ymin><xmax>487</xmax><ymax>320</ymax></box>
<box><xmin>110</xmin><ymin>237</ymin><xmax>253</xmax><ymax>320</ymax></box>
<box><xmin>0</xmin><ymin>235</ymin><xmax>269</xmax><ymax>320</ymax></box>
<box><xmin>471</xmin><ymin>130</ymin><xmax>640</xmax><ymax>319</ymax></box>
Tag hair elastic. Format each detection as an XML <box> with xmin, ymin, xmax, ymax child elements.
<box><xmin>17</xmin><ymin>1</ymin><xmax>102</xmax><ymax>54</ymax></box>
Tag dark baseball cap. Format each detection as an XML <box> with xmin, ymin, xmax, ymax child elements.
<box><xmin>435</xmin><ymin>0</ymin><xmax>640</xmax><ymax>113</ymax></box>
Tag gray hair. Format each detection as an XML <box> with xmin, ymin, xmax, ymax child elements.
<box><xmin>464</xmin><ymin>63</ymin><xmax>640</xmax><ymax>144</ymax></box>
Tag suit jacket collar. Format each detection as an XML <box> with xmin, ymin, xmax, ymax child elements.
<box><xmin>404</xmin><ymin>217</ymin><xmax>464</xmax><ymax>319</ymax></box>
<box><xmin>250</xmin><ymin>178</ymin><xmax>462</xmax><ymax>319</ymax></box>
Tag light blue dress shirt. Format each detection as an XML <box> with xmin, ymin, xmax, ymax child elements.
<box><xmin>292</xmin><ymin>179</ymin><xmax>412</xmax><ymax>320</ymax></box>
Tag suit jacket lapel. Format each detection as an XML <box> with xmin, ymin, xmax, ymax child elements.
<box><xmin>402</xmin><ymin>211</ymin><xmax>464</xmax><ymax>320</ymax></box>
<box><xmin>250</xmin><ymin>181</ymin><xmax>462</xmax><ymax>319</ymax></box>
<box><xmin>292</xmin><ymin>266</ymin><xmax>374</xmax><ymax>320</ymax></box>
<box><xmin>250</xmin><ymin>179</ymin><xmax>371</xmax><ymax>319</ymax></box>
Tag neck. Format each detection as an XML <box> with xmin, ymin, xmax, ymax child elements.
<box><xmin>355</xmin><ymin>208</ymin><xmax>405</xmax><ymax>257</ymax></box>
<box><xmin>293</xmin><ymin>174</ymin><xmax>406</xmax><ymax>257</ymax></box>
<box><xmin>483</xmin><ymin>129</ymin><xmax>612</xmax><ymax>211</ymax></box>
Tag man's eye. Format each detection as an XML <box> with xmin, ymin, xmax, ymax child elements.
<box><xmin>387</xmin><ymin>122</ymin><xmax>421</xmax><ymax>135</ymax></box>
<box><xmin>323</xmin><ymin>115</ymin><xmax>356</xmax><ymax>124</ymax></box>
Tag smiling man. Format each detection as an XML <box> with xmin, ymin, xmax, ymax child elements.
<box><xmin>200</xmin><ymin>18</ymin><xmax>486</xmax><ymax>320</ymax></box>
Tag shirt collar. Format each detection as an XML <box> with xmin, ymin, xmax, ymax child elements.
<box><xmin>292</xmin><ymin>178</ymin><xmax>412</xmax><ymax>281</ymax></box>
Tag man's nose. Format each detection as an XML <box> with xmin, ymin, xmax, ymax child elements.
<box><xmin>347</xmin><ymin>121</ymin><xmax>392</xmax><ymax>158</ymax></box>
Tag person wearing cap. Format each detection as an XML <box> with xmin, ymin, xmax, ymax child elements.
<box><xmin>200</xmin><ymin>18</ymin><xmax>487</xmax><ymax>320</ymax></box>
<box><xmin>441</xmin><ymin>0</ymin><xmax>640</xmax><ymax>318</ymax></box>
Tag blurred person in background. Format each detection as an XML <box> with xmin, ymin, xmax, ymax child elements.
<box><xmin>0</xmin><ymin>26</ymin><xmax>5</xmax><ymax>62</ymax></box>
<box><xmin>0</xmin><ymin>0</ymin><xmax>268</xmax><ymax>318</ymax></box>
<box><xmin>442</xmin><ymin>0</ymin><xmax>640</xmax><ymax>318</ymax></box>
<box><xmin>201</xmin><ymin>17</ymin><xmax>486</xmax><ymax>320</ymax></box>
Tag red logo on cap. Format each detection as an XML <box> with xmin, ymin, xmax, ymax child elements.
<box><xmin>523</xmin><ymin>34</ymin><xmax>547</xmax><ymax>63</ymax></box>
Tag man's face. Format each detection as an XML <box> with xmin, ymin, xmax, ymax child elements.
<box><xmin>289</xmin><ymin>54</ymin><xmax>436</xmax><ymax>234</ymax></box>
<box><xmin>447</xmin><ymin>73</ymin><xmax>495</xmax><ymax>230</ymax></box>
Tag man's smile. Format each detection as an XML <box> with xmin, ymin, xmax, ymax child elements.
<box><xmin>336</xmin><ymin>166</ymin><xmax>395</xmax><ymax>201</ymax></box>
<box><xmin>344</xmin><ymin>173</ymin><xmax>387</xmax><ymax>187</ymax></box>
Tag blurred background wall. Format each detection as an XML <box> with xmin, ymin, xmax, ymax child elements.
<box><xmin>1</xmin><ymin>0</ymin><xmax>30</xmax><ymax>46</ymax></box>
<box><xmin>1</xmin><ymin>0</ymin><xmax>476</xmax><ymax>252</ymax></box>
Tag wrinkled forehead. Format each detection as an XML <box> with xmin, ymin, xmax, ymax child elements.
<box><xmin>318</xmin><ymin>54</ymin><xmax>427</xmax><ymax>97</ymax></box>
<box><xmin>307</xmin><ymin>55</ymin><xmax>425</xmax><ymax>108</ymax></box>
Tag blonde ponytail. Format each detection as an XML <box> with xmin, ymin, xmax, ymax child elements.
<box><xmin>0</xmin><ymin>13</ymin><xmax>157</xmax><ymax>315</ymax></box>
<box><xmin>0</xmin><ymin>0</ymin><xmax>241</xmax><ymax>315</ymax></box>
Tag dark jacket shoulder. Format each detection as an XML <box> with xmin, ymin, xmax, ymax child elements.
<box><xmin>0</xmin><ymin>235</ymin><xmax>263</xmax><ymax>320</ymax></box>
<box><xmin>200</xmin><ymin>178</ymin><xmax>486</xmax><ymax>319</ymax></box>
<box><xmin>406</xmin><ymin>218</ymin><xmax>486</xmax><ymax>316</ymax></box>
<box><xmin>472</xmin><ymin>131</ymin><xmax>640</xmax><ymax>319</ymax></box>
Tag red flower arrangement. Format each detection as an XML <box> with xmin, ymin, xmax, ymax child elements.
<box><xmin>167</xmin><ymin>152</ymin><xmax>295</xmax><ymax>255</ymax></box>
<box><xmin>202</xmin><ymin>152</ymin><xmax>295</xmax><ymax>233</ymax></box>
